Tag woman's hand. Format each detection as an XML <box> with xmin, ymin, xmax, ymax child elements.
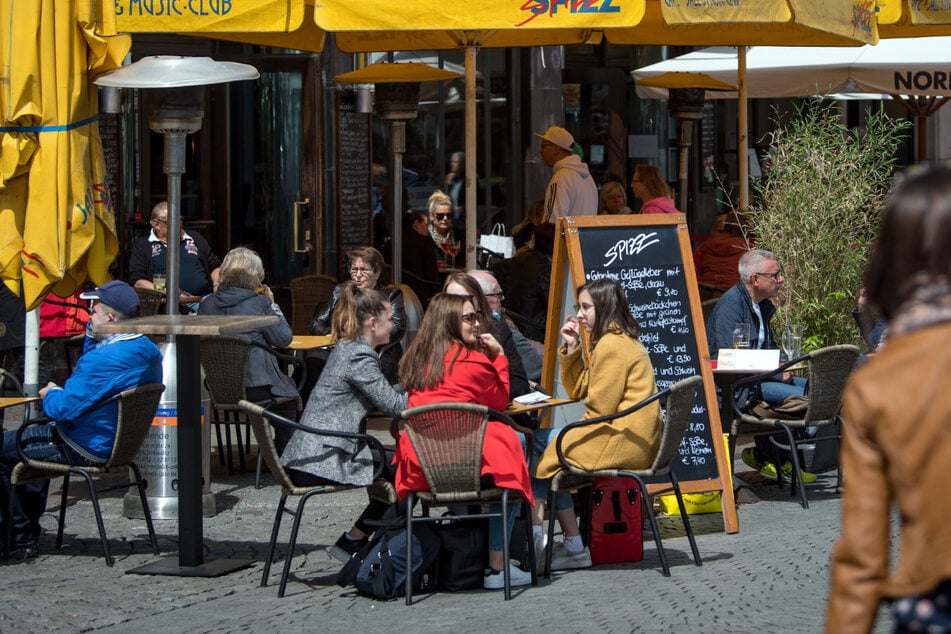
<box><xmin>561</xmin><ymin>316</ymin><xmax>581</xmax><ymax>353</ymax></box>
<box><xmin>479</xmin><ymin>333</ymin><xmax>503</xmax><ymax>359</ymax></box>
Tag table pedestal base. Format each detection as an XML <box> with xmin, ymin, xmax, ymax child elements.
<box><xmin>127</xmin><ymin>555</ymin><xmax>253</xmax><ymax>578</ymax></box>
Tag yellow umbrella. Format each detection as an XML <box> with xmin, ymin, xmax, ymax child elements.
<box><xmin>878</xmin><ymin>0</ymin><xmax>951</xmax><ymax>37</ymax></box>
<box><xmin>0</xmin><ymin>0</ymin><xmax>130</xmax><ymax>308</ymax></box>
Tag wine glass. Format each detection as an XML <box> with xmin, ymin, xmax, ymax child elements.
<box><xmin>781</xmin><ymin>324</ymin><xmax>803</xmax><ymax>361</ymax></box>
<box><xmin>445</xmin><ymin>241</ymin><xmax>461</xmax><ymax>269</ymax></box>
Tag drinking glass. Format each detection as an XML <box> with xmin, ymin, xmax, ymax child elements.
<box><xmin>732</xmin><ymin>322</ymin><xmax>751</xmax><ymax>349</ymax></box>
<box><xmin>152</xmin><ymin>274</ymin><xmax>167</xmax><ymax>292</ymax></box>
<box><xmin>781</xmin><ymin>324</ymin><xmax>804</xmax><ymax>361</ymax></box>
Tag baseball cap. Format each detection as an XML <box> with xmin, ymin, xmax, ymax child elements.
<box><xmin>80</xmin><ymin>280</ymin><xmax>140</xmax><ymax>318</ymax></box>
<box><xmin>534</xmin><ymin>126</ymin><xmax>574</xmax><ymax>152</ymax></box>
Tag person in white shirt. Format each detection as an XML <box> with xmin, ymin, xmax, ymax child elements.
<box><xmin>535</xmin><ymin>126</ymin><xmax>598</xmax><ymax>222</ymax></box>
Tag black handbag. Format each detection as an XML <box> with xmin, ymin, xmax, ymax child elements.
<box><xmin>434</xmin><ymin>517</ymin><xmax>488</xmax><ymax>592</ymax></box>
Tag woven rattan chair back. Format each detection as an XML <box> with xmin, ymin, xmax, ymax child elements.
<box><xmin>647</xmin><ymin>375</ymin><xmax>703</xmax><ymax>476</ymax></box>
<box><xmin>200</xmin><ymin>336</ymin><xmax>253</xmax><ymax>406</ymax></box>
<box><xmin>802</xmin><ymin>345</ymin><xmax>861</xmax><ymax>424</ymax></box>
<box><xmin>401</xmin><ymin>402</ymin><xmax>488</xmax><ymax>499</ymax></box>
<box><xmin>133</xmin><ymin>287</ymin><xmax>166</xmax><ymax>317</ymax></box>
<box><xmin>289</xmin><ymin>274</ymin><xmax>337</xmax><ymax>335</ymax></box>
<box><xmin>240</xmin><ymin>401</ymin><xmax>298</xmax><ymax>492</ymax></box>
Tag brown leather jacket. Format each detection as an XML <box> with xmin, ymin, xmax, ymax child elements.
<box><xmin>826</xmin><ymin>321</ymin><xmax>951</xmax><ymax>633</ymax></box>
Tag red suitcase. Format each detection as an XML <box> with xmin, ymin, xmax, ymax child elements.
<box><xmin>588</xmin><ymin>477</ymin><xmax>643</xmax><ymax>565</ymax></box>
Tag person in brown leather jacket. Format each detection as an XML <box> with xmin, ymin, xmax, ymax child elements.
<box><xmin>826</xmin><ymin>164</ymin><xmax>951</xmax><ymax>633</ymax></box>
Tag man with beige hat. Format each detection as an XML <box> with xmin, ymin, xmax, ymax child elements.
<box><xmin>535</xmin><ymin>126</ymin><xmax>598</xmax><ymax>222</ymax></box>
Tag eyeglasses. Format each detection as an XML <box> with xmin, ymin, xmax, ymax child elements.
<box><xmin>153</xmin><ymin>218</ymin><xmax>168</xmax><ymax>225</ymax></box>
<box><xmin>486</xmin><ymin>291</ymin><xmax>504</xmax><ymax>299</ymax></box>
<box><xmin>350</xmin><ymin>267</ymin><xmax>376</xmax><ymax>276</ymax></box>
<box><xmin>754</xmin><ymin>270</ymin><xmax>783</xmax><ymax>280</ymax></box>
<box><xmin>432</xmin><ymin>213</ymin><xmax>451</xmax><ymax>220</ymax></box>
<box><xmin>574</xmin><ymin>303</ymin><xmax>594</xmax><ymax>313</ymax></box>
<box><xmin>630</xmin><ymin>179</ymin><xmax>642</xmax><ymax>184</ymax></box>
<box><xmin>461</xmin><ymin>311</ymin><xmax>482</xmax><ymax>324</ymax></box>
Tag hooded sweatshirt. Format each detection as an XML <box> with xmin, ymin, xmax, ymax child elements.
<box><xmin>639</xmin><ymin>196</ymin><xmax>680</xmax><ymax>215</ymax></box>
<box><xmin>544</xmin><ymin>154</ymin><xmax>599</xmax><ymax>222</ymax></box>
<box><xmin>198</xmin><ymin>286</ymin><xmax>298</xmax><ymax>398</ymax></box>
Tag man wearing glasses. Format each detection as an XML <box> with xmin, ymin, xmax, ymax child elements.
<box><xmin>535</xmin><ymin>126</ymin><xmax>598</xmax><ymax>222</ymax></box>
<box><xmin>706</xmin><ymin>249</ymin><xmax>811</xmax><ymax>481</ymax></box>
<box><xmin>129</xmin><ymin>201</ymin><xmax>221</xmax><ymax>302</ymax></box>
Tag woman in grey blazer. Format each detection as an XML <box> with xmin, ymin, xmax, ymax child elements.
<box><xmin>280</xmin><ymin>283</ymin><xmax>407</xmax><ymax>561</ymax></box>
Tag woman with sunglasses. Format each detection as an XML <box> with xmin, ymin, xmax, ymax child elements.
<box><xmin>305</xmin><ymin>246</ymin><xmax>405</xmax><ymax>398</ymax></box>
<box><xmin>427</xmin><ymin>190</ymin><xmax>457</xmax><ymax>269</ymax></box>
<box><xmin>530</xmin><ymin>278</ymin><xmax>661</xmax><ymax>572</ymax></box>
<box><xmin>394</xmin><ymin>293</ymin><xmax>534</xmax><ymax>590</ymax></box>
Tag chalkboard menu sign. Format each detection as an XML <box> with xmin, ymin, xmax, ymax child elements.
<box><xmin>336</xmin><ymin>92</ymin><xmax>372</xmax><ymax>278</ymax></box>
<box><xmin>542</xmin><ymin>214</ymin><xmax>736</xmax><ymax>533</ymax></box>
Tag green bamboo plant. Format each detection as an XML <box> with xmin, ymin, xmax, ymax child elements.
<box><xmin>745</xmin><ymin>101</ymin><xmax>910</xmax><ymax>350</ymax></box>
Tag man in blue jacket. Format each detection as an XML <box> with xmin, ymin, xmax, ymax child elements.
<box><xmin>1</xmin><ymin>281</ymin><xmax>162</xmax><ymax>560</ymax></box>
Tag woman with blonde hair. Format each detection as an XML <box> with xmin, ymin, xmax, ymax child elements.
<box><xmin>598</xmin><ymin>181</ymin><xmax>632</xmax><ymax>215</ymax></box>
<box><xmin>427</xmin><ymin>189</ymin><xmax>457</xmax><ymax>268</ymax></box>
<box><xmin>395</xmin><ymin>293</ymin><xmax>534</xmax><ymax>590</ymax></box>
<box><xmin>630</xmin><ymin>164</ymin><xmax>680</xmax><ymax>215</ymax></box>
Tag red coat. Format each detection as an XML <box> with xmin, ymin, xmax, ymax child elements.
<box><xmin>394</xmin><ymin>344</ymin><xmax>533</xmax><ymax>505</ymax></box>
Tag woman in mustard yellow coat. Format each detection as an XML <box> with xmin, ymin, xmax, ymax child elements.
<box><xmin>530</xmin><ymin>278</ymin><xmax>661</xmax><ymax>572</ymax></box>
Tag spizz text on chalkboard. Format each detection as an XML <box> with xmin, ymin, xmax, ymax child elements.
<box><xmin>602</xmin><ymin>232</ymin><xmax>661</xmax><ymax>266</ymax></box>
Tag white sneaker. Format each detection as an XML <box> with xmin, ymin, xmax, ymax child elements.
<box><xmin>549</xmin><ymin>543</ymin><xmax>592</xmax><ymax>571</ymax></box>
<box><xmin>483</xmin><ymin>560</ymin><xmax>533</xmax><ymax>590</ymax></box>
<box><xmin>533</xmin><ymin>532</ymin><xmax>548</xmax><ymax>573</ymax></box>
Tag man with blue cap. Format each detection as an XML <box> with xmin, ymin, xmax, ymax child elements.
<box><xmin>0</xmin><ymin>281</ymin><xmax>163</xmax><ymax>560</ymax></box>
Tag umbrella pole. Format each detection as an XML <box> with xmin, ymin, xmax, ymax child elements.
<box><xmin>23</xmin><ymin>308</ymin><xmax>41</xmax><ymax>400</ymax></box>
<box><xmin>465</xmin><ymin>45</ymin><xmax>477</xmax><ymax>272</ymax></box>
<box><xmin>738</xmin><ymin>47</ymin><xmax>749</xmax><ymax>210</ymax></box>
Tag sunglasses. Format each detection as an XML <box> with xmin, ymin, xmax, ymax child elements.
<box><xmin>461</xmin><ymin>311</ymin><xmax>482</xmax><ymax>324</ymax></box>
<box><xmin>433</xmin><ymin>213</ymin><xmax>451</xmax><ymax>221</ymax></box>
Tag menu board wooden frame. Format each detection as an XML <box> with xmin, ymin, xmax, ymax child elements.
<box><xmin>541</xmin><ymin>214</ymin><xmax>738</xmax><ymax>534</ymax></box>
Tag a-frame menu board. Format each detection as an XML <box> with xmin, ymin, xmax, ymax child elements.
<box><xmin>541</xmin><ymin>214</ymin><xmax>737</xmax><ymax>534</ymax></box>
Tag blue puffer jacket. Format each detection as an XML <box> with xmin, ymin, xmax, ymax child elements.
<box><xmin>42</xmin><ymin>331</ymin><xmax>163</xmax><ymax>460</ymax></box>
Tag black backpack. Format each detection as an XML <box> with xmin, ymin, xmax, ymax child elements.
<box><xmin>336</xmin><ymin>524</ymin><xmax>441</xmax><ymax>600</ymax></box>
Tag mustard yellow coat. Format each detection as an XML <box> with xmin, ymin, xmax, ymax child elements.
<box><xmin>534</xmin><ymin>327</ymin><xmax>661</xmax><ymax>479</ymax></box>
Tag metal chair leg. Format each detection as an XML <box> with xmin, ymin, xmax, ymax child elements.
<box><xmin>56</xmin><ymin>475</ymin><xmax>70</xmax><ymax>549</ymax></box>
<box><xmin>278</xmin><ymin>489</ymin><xmax>319</xmax><ymax>598</ymax></box>
<box><xmin>629</xmin><ymin>474</ymin><xmax>670</xmax><ymax>577</ymax></box>
<box><xmin>404</xmin><ymin>492</ymin><xmax>415</xmax><ymax>606</ymax></box>
<box><xmin>130</xmin><ymin>463</ymin><xmax>161</xmax><ymax>555</ymax></box>
<box><xmin>261</xmin><ymin>494</ymin><xmax>288</xmax><ymax>588</ymax></box>
<box><xmin>780</xmin><ymin>424</ymin><xmax>809</xmax><ymax>509</ymax></box>
<box><xmin>669</xmin><ymin>471</ymin><xmax>702</xmax><ymax>566</ymax></box>
<box><xmin>76</xmin><ymin>469</ymin><xmax>114</xmax><ymax>566</ymax></box>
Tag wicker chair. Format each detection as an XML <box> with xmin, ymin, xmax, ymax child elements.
<box><xmin>238</xmin><ymin>400</ymin><xmax>397</xmax><ymax>597</ymax></box>
<box><xmin>289</xmin><ymin>274</ymin><xmax>337</xmax><ymax>335</ymax></box>
<box><xmin>392</xmin><ymin>402</ymin><xmax>537</xmax><ymax>604</ymax></box>
<box><xmin>543</xmin><ymin>375</ymin><xmax>704</xmax><ymax>578</ymax></box>
<box><xmin>727</xmin><ymin>344</ymin><xmax>860</xmax><ymax>509</ymax></box>
<box><xmin>133</xmin><ymin>287</ymin><xmax>167</xmax><ymax>317</ymax></box>
<box><xmin>200</xmin><ymin>336</ymin><xmax>304</xmax><ymax>487</ymax></box>
<box><xmin>5</xmin><ymin>383</ymin><xmax>165</xmax><ymax>565</ymax></box>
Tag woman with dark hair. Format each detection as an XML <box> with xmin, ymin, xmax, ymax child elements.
<box><xmin>307</xmin><ymin>246</ymin><xmax>405</xmax><ymax>392</ymax></box>
<box><xmin>827</xmin><ymin>165</ymin><xmax>951</xmax><ymax>633</ymax></box>
<box><xmin>394</xmin><ymin>293</ymin><xmax>534</xmax><ymax>590</ymax></box>
<box><xmin>283</xmin><ymin>282</ymin><xmax>407</xmax><ymax>562</ymax></box>
<box><xmin>530</xmin><ymin>278</ymin><xmax>661</xmax><ymax>572</ymax></box>
<box><xmin>198</xmin><ymin>247</ymin><xmax>297</xmax><ymax>403</ymax></box>
<box><xmin>401</xmin><ymin>210</ymin><xmax>440</xmax><ymax>306</ymax></box>
<box><xmin>630</xmin><ymin>164</ymin><xmax>680</xmax><ymax>215</ymax></box>
<box><xmin>442</xmin><ymin>271</ymin><xmax>531</xmax><ymax>400</ymax></box>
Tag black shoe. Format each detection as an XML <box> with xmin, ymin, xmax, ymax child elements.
<box><xmin>328</xmin><ymin>532</ymin><xmax>367</xmax><ymax>563</ymax></box>
<box><xmin>5</xmin><ymin>543</ymin><xmax>39</xmax><ymax>561</ymax></box>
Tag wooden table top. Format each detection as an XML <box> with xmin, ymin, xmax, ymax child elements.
<box><xmin>282</xmin><ymin>335</ymin><xmax>335</xmax><ymax>350</ymax></box>
<box><xmin>505</xmin><ymin>397</ymin><xmax>575</xmax><ymax>415</ymax></box>
<box><xmin>0</xmin><ymin>396</ymin><xmax>40</xmax><ymax>409</ymax></box>
<box><xmin>93</xmin><ymin>314</ymin><xmax>280</xmax><ymax>336</ymax></box>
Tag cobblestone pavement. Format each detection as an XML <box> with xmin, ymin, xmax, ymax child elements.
<box><xmin>1</xmin><ymin>459</ymin><xmax>896</xmax><ymax>633</ymax></box>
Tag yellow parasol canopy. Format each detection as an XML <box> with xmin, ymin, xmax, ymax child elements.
<box><xmin>334</xmin><ymin>62</ymin><xmax>461</xmax><ymax>84</ymax></box>
<box><xmin>0</xmin><ymin>0</ymin><xmax>130</xmax><ymax>309</ymax></box>
<box><xmin>878</xmin><ymin>0</ymin><xmax>951</xmax><ymax>38</ymax></box>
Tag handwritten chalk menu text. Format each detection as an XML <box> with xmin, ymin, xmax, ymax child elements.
<box><xmin>336</xmin><ymin>92</ymin><xmax>372</xmax><ymax>278</ymax></box>
<box><xmin>575</xmin><ymin>223</ymin><xmax>716</xmax><ymax>482</ymax></box>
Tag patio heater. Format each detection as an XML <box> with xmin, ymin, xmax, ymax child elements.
<box><xmin>667</xmin><ymin>88</ymin><xmax>706</xmax><ymax>218</ymax></box>
<box><xmin>96</xmin><ymin>57</ymin><xmax>258</xmax><ymax>521</ymax></box>
<box><xmin>334</xmin><ymin>63</ymin><xmax>460</xmax><ymax>284</ymax></box>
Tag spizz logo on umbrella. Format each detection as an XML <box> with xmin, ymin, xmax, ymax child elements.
<box><xmin>516</xmin><ymin>0</ymin><xmax>621</xmax><ymax>27</ymax></box>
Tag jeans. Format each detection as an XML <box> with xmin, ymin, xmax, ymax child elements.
<box><xmin>487</xmin><ymin>430</ymin><xmax>530</xmax><ymax>553</ymax></box>
<box><xmin>1</xmin><ymin>423</ymin><xmax>98</xmax><ymax>547</ymax></box>
<box><xmin>529</xmin><ymin>427</ymin><xmax>575</xmax><ymax>515</ymax></box>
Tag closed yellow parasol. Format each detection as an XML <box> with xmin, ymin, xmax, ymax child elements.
<box><xmin>0</xmin><ymin>0</ymin><xmax>130</xmax><ymax>308</ymax></box>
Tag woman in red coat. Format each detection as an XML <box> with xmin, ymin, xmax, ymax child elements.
<box><xmin>395</xmin><ymin>293</ymin><xmax>533</xmax><ymax>590</ymax></box>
